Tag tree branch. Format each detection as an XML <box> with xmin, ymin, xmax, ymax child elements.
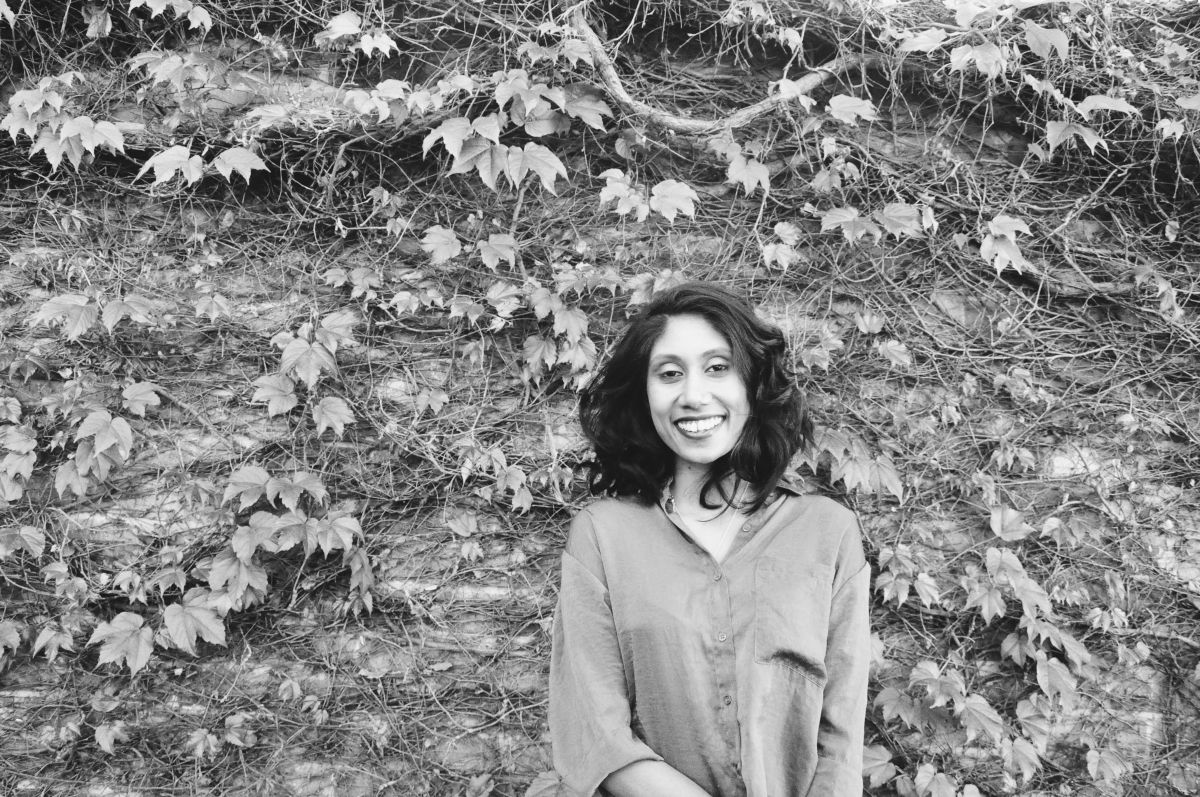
<box><xmin>568</xmin><ymin>6</ymin><xmax>870</xmax><ymax>136</ymax></box>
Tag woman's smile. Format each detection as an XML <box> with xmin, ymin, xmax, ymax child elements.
<box><xmin>674</xmin><ymin>415</ymin><xmax>725</xmax><ymax>436</ymax></box>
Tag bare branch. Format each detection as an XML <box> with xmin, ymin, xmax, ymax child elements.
<box><xmin>568</xmin><ymin>6</ymin><xmax>870</xmax><ymax>136</ymax></box>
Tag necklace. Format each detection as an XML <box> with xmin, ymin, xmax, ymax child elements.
<box><xmin>666</xmin><ymin>480</ymin><xmax>746</xmax><ymax>560</ymax></box>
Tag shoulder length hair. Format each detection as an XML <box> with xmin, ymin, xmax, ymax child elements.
<box><xmin>578</xmin><ymin>282</ymin><xmax>812</xmax><ymax>513</ymax></box>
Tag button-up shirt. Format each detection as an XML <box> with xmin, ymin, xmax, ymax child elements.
<box><xmin>549</xmin><ymin>481</ymin><xmax>869</xmax><ymax>796</ymax></box>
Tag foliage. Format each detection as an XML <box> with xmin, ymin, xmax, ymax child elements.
<box><xmin>1</xmin><ymin>0</ymin><xmax>1199</xmax><ymax>795</ymax></box>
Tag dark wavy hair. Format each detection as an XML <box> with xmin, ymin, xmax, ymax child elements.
<box><xmin>579</xmin><ymin>282</ymin><xmax>812</xmax><ymax>513</ymax></box>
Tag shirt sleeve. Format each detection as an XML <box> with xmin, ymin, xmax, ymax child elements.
<box><xmin>806</xmin><ymin>517</ymin><xmax>870</xmax><ymax>797</ymax></box>
<box><xmin>550</xmin><ymin>510</ymin><xmax>663</xmax><ymax>796</ymax></box>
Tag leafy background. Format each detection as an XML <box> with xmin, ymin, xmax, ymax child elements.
<box><xmin>1</xmin><ymin>0</ymin><xmax>1198</xmax><ymax>795</ymax></box>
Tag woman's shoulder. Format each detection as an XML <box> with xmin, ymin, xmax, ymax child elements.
<box><xmin>572</xmin><ymin>494</ymin><xmax>659</xmax><ymax>530</ymax></box>
<box><xmin>774</xmin><ymin>477</ymin><xmax>858</xmax><ymax>526</ymax></box>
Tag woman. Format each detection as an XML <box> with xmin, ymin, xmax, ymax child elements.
<box><xmin>549</xmin><ymin>283</ymin><xmax>869</xmax><ymax>796</ymax></box>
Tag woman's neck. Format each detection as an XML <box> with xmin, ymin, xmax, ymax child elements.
<box><xmin>671</xmin><ymin>464</ymin><xmax>735</xmax><ymax>515</ymax></box>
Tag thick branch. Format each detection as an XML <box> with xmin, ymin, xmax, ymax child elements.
<box><xmin>568</xmin><ymin>6</ymin><xmax>869</xmax><ymax>136</ymax></box>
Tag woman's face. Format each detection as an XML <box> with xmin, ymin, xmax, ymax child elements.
<box><xmin>646</xmin><ymin>314</ymin><xmax>750</xmax><ymax>473</ymax></box>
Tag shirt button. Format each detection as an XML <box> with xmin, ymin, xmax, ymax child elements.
<box><xmin>713</xmin><ymin>572</ymin><xmax>723</xmax><ymax>582</ymax></box>
<box><xmin>741</xmin><ymin>523</ymin><xmax>751</xmax><ymax>532</ymax></box>
<box><xmin>717</xmin><ymin>632</ymin><xmax>728</xmax><ymax>642</ymax></box>
<box><xmin>723</xmin><ymin>695</ymin><xmax>733</xmax><ymax>706</ymax></box>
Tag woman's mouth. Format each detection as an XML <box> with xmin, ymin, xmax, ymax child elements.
<box><xmin>675</xmin><ymin>416</ymin><xmax>724</xmax><ymax>436</ymax></box>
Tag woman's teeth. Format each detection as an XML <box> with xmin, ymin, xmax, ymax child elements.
<box><xmin>676</xmin><ymin>417</ymin><xmax>723</xmax><ymax>434</ymax></box>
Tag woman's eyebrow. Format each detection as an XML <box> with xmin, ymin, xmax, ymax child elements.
<box><xmin>649</xmin><ymin>348</ymin><xmax>731</xmax><ymax>366</ymax></box>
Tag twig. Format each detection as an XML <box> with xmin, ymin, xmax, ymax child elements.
<box><xmin>568</xmin><ymin>5</ymin><xmax>873</xmax><ymax>136</ymax></box>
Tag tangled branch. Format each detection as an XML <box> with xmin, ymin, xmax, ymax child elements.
<box><xmin>568</xmin><ymin>6</ymin><xmax>872</xmax><ymax>135</ymax></box>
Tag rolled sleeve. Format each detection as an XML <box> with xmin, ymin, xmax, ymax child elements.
<box><xmin>806</xmin><ymin>522</ymin><xmax>870</xmax><ymax>797</ymax></box>
<box><xmin>550</xmin><ymin>514</ymin><xmax>662</xmax><ymax>796</ymax></box>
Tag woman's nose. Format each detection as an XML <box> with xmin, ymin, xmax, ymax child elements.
<box><xmin>680</xmin><ymin>374</ymin><xmax>710</xmax><ymax>406</ymax></box>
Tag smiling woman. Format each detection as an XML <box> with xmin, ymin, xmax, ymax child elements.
<box><xmin>550</xmin><ymin>283</ymin><xmax>870</xmax><ymax>796</ymax></box>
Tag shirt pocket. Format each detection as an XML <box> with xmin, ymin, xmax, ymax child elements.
<box><xmin>753</xmin><ymin>558</ymin><xmax>832</xmax><ymax>687</ymax></box>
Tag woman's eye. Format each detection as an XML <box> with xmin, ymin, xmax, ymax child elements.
<box><xmin>708</xmin><ymin>362</ymin><xmax>730</xmax><ymax>374</ymax></box>
<box><xmin>657</xmin><ymin>369</ymin><xmax>683</xmax><ymax>381</ymax></box>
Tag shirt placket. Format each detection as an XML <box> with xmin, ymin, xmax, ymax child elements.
<box><xmin>709</xmin><ymin>556</ymin><xmax>743</xmax><ymax>788</ymax></box>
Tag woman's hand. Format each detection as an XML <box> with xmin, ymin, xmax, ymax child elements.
<box><xmin>601</xmin><ymin>760</ymin><xmax>713</xmax><ymax>797</ymax></box>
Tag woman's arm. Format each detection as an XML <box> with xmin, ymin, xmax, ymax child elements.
<box><xmin>602</xmin><ymin>760</ymin><xmax>712</xmax><ymax>797</ymax></box>
<box><xmin>806</xmin><ymin>522</ymin><xmax>871</xmax><ymax>796</ymax></box>
<box><xmin>550</xmin><ymin>512</ymin><xmax>668</xmax><ymax>795</ymax></box>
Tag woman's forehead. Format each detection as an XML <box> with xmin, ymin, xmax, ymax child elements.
<box><xmin>648</xmin><ymin>314</ymin><xmax>733</xmax><ymax>359</ymax></box>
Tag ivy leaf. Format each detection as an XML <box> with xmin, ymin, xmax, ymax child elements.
<box><xmin>826</xmin><ymin>95</ymin><xmax>878</xmax><ymax>125</ymax></box>
<box><xmin>422</xmin><ymin>116</ymin><xmax>472</xmax><ymax>159</ymax></box>
<box><xmin>1023</xmin><ymin>20</ymin><xmax>1069</xmax><ymax>61</ymax></box>
<box><xmin>221</xmin><ymin>464</ymin><xmax>272</xmax><ymax>509</ymax></box>
<box><xmin>195</xmin><ymin>292</ymin><xmax>232</xmax><ymax>321</ymax></box>
<box><xmin>187</xmin><ymin>6</ymin><xmax>212</xmax><ymax>32</ymax></box>
<box><xmin>275</xmin><ymin>470</ymin><xmax>327</xmax><ymax>508</ymax></box>
<box><xmin>472</xmin><ymin>143</ymin><xmax>510</xmax><ymax>191</ymax></box>
<box><xmin>76</xmin><ymin>410</ymin><xmax>134</xmax><ymax>458</ymax></box>
<box><xmin>771</xmin><ymin>78</ymin><xmax>817</xmax><ymax>110</ymax></box>
<box><xmin>314</xmin><ymin>10</ymin><xmax>361</xmax><ymax>44</ymax></box>
<box><xmin>88</xmin><ymin>612</ymin><xmax>154</xmax><ymax>674</ymax></box>
<box><xmin>421</xmin><ymin>225</ymin><xmax>462</xmax><ymax>264</ymax></box>
<box><xmin>523</xmin><ymin>335</ymin><xmax>558</xmax><ymax>377</ymax></box>
<box><xmin>0</xmin><ymin>524</ymin><xmax>45</xmax><ymax>558</ymax></box>
<box><xmin>186</xmin><ymin>728</ymin><xmax>222</xmax><ymax>760</ymax></box>
<box><xmin>358</xmin><ymin>31</ymin><xmax>397</xmax><ymax>58</ymax></box>
<box><xmin>899</xmin><ymin>28</ymin><xmax>947</xmax><ymax>53</ymax></box>
<box><xmin>313</xmin><ymin>396</ymin><xmax>353</xmax><ymax>438</ymax></box>
<box><xmin>211</xmin><ymin>146</ymin><xmax>267</xmax><ymax>182</ymax></box>
<box><xmin>862</xmin><ymin>744</ymin><xmax>899</xmax><ymax>788</ymax></box>
<box><xmin>726</xmin><ymin>155</ymin><xmax>770</xmax><ymax>195</ymax></box>
<box><xmin>561</xmin><ymin>90</ymin><xmax>612</xmax><ymax>130</ymax></box>
<box><xmin>162</xmin><ymin>599</ymin><xmax>226</xmax><ymax>655</ymax></box>
<box><xmin>1076</xmin><ymin>94</ymin><xmax>1139</xmax><ymax>118</ymax></box>
<box><xmin>231</xmin><ymin>512</ymin><xmax>281</xmax><ymax>562</ymax></box>
<box><xmin>32</xmin><ymin>624</ymin><xmax>74</xmax><ymax>662</ymax></box>
<box><xmin>416</xmin><ymin>387</ymin><xmax>449</xmax><ymax>415</ymax></box>
<box><xmin>1017</xmin><ymin>696</ymin><xmax>1052</xmax><ymax>751</ymax></box>
<box><xmin>1035</xmin><ymin>654</ymin><xmax>1077</xmax><ymax>707</ymax></box>
<box><xmin>552</xmin><ymin>305</ymin><xmax>589</xmax><ymax>344</ymax></box>
<box><xmin>251</xmin><ymin>374</ymin><xmax>298</xmax><ymax>417</ymax></box>
<box><xmin>1006</xmin><ymin>736</ymin><xmax>1042</xmax><ymax>782</ymax></box>
<box><xmin>958</xmin><ymin>693</ymin><xmax>1005</xmax><ymax>744</ymax></box>
<box><xmin>32</xmin><ymin>294</ymin><xmax>99</xmax><ymax>341</ymax></box>
<box><xmin>0</xmin><ymin>397</ymin><xmax>20</xmax><ymax>423</ymax></box>
<box><xmin>275</xmin><ymin>510</ymin><xmax>321</xmax><ymax>554</ymax></box>
<box><xmin>874</xmin><ymin>202</ymin><xmax>923</xmax><ymax>238</ymax></box>
<box><xmin>521</xmin><ymin>142</ymin><xmax>567</xmax><ymax>193</ymax></box>
<box><xmin>648</xmin><ymin>179</ymin><xmax>699</xmax><ymax>222</ymax></box>
<box><xmin>0</xmin><ymin>0</ymin><xmax>13</xmax><ymax>27</ymax></box>
<box><xmin>949</xmin><ymin>42</ymin><xmax>1008</xmax><ymax>79</ymax></box>
<box><xmin>315</xmin><ymin>514</ymin><xmax>359</xmax><ymax>556</ymax></box>
<box><xmin>0</xmin><ymin>619</ymin><xmax>20</xmax><ymax>656</ymax></box>
<box><xmin>95</xmin><ymin>721</ymin><xmax>128</xmax><ymax>754</ymax></box>
<box><xmin>1087</xmin><ymin>748</ymin><xmax>1129</xmax><ymax>783</ymax></box>
<box><xmin>316</xmin><ymin>308</ymin><xmax>358</xmax><ymax>353</ymax></box>
<box><xmin>208</xmin><ymin>546</ymin><xmax>269</xmax><ymax>609</ymax></box>
<box><xmin>991</xmin><ymin>505</ymin><xmax>1034</xmax><ymax>541</ymax></box>
<box><xmin>479</xmin><ymin>233</ymin><xmax>517</xmax><ymax>270</ymax></box>
<box><xmin>280</xmin><ymin>338</ymin><xmax>337</xmax><ymax>388</ymax></box>
<box><xmin>1046</xmin><ymin>121</ymin><xmax>1107</xmax><ymax>155</ymax></box>
<box><xmin>1177</xmin><ymin>93</ymin><xmax>1200</xmax><ymax>111</ymax></box>
<box><xmin>914</xmin><ymin>764</ymin><xmax>958</xmax><ymax>797</ymax></box>
<box><xmin>876</xmin><ymin>339</ymin><xmax>912</xmax><ymax>368</ymax></box>
<box><xmin>101</xmin><ymin>294</ymin><xmax>156</xmax><ymax>332</ymax></box>
<box><xmin>136</xmin><ymin>145</ymin><xmax>205</xmax><ymax>185</ymax></box>
<box><xmin>121</xmin><ymin>381</ymin><xmax>162</xmax><ymax>417</ymax></box>
<box><xmin>820</xmin><ymin>206</ymin><xmax>882</xmax><ymax>243</ymax></box>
